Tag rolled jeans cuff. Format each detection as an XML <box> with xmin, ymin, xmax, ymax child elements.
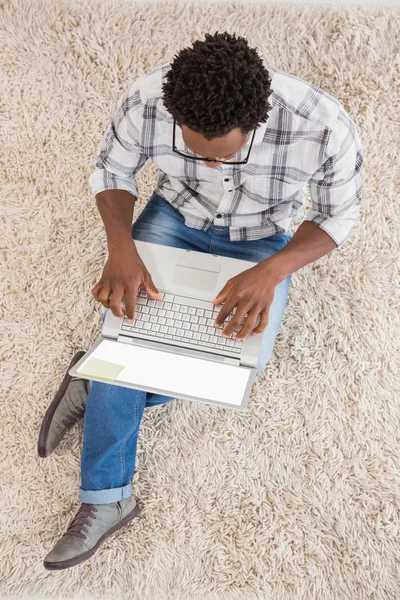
<box><xmin>79</xmin><ymin>482</ymin><xmax>132</xmax><ymax>505</ymax></box>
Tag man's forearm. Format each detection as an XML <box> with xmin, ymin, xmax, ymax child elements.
<box><xmin>95</xmin><ymin>189</ymin><xmax>137</xmax><ymax>252</ymax></box>
<box><xmin>260</xmin><ymin>221</ymin><xmax>338</xmax><ymax>284</ymax></box>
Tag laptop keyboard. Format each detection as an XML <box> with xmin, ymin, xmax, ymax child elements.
<box><xmin>120</xmin><ymin>288</ymin><xmax>244</xmax><ymax>357</ymax></box>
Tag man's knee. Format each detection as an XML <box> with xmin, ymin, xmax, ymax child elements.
<box><xmin>255</xmin><ymin>348</ymin><xmax>273</xmax><ymax>375</ymax></box>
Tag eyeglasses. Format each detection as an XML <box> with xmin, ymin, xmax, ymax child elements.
<box><xmin>172</xmin><ymin>118</ymin><xmax>256</xmax><ymax>165</ymax></box>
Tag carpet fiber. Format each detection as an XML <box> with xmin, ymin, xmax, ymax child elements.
<box><xmin>1</xmin><ymin>1</ymin><xmax>399</xmax><ymax>598</ymax></box>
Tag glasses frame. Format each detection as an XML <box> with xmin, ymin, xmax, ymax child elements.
<box><xmin>172</xmin><ymin>118</ymin><xmax>256</xmax><ymax>165</ymax></box>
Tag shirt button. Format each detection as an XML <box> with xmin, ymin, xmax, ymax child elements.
<box><xmin>224</xmin><ymin>178</ymin><xmax>229</xmax><ymax>182</ymax></box>
<box><xmin>216</xmin><ymin>213</ymin><xmax>222</xmax><ymax>218</ymax></box>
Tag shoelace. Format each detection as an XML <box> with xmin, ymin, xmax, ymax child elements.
<box><xmin>64</xmin><ymin>504</ymin><xmax>98</xmax><ymax>539</ymax></box>
<box><xmin>61</xmin><ymin>378</ymin><xmax>88</xmax><ymax>428</ymax></box>
<box><xmin>61</xmin><ymin>404</ymin><xmax>85</xmax><ymax>429</ymax></box>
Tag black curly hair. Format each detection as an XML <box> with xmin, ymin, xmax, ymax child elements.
<box><xmin>162</xmin><ymin>31</ymin><xmax>273</xmax><ymax>141</ymax></box>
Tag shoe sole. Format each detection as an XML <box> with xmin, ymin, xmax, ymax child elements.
<box><xmin>43</xmin><ymin>502</ymin><xmax>141</xmax><ymax>570</ymax></box>
<box><xmin>37</xmin><ymin>351</ymin><xmax>86</xmax><ymax>458</ymax></box>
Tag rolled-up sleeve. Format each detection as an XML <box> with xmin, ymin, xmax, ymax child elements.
<box><xmin>88</xmin><ymin>83</ymin><xmax>148</xmax><ymax>199</ymax></box>
<box><xmin>306</xmin><ymin>106</ymin><xmax>364</xmax><ymax>247</ymax></box>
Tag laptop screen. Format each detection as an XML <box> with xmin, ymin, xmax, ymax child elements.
<box><xmin>76</xmin><ymin>339</ymin><xmax>252</xmax><ymax>407</ymax></box>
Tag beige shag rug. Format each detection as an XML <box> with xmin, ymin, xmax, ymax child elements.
<box><xmin>1</xmin><ymin>0</ymin><xmax>399</xmax><ymax>598</ymax></box>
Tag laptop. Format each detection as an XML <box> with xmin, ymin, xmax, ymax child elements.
<box><xmin>69</xmin><ymin>240</ymin><xmax>266</xmax><ymax>411</ymax></box>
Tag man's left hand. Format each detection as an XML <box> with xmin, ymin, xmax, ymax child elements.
<box><xmin>211</xmin><ymin>263</ymin><xmax>279</xmax><ymax>340</ymax></box>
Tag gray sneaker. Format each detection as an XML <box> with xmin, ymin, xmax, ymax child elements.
<box><xmin>38</xmin><ymin>351</ymin><xmax>89</xmax><ymax>458</ymax></box>
<box><xmin>43</xmin><ymin>495</ymin><xmax>141</xmax><ymax>570</ymax></box>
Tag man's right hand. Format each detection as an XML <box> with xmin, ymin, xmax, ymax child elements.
<box><xmin>91</xmin><ymin>241</ymin><xmax>163</xmax><ymax>322</ymax></box>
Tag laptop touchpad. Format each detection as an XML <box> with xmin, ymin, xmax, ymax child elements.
<box><xmin>172</xmin><ymin>255</ymin><xmax>221</xmax><ymax>291</ymax></box>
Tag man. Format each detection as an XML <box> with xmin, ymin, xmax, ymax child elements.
<box><xmin>39</xmin><ymin>31</ymin><xmax>363</xmax><ymax>570</ymax></box>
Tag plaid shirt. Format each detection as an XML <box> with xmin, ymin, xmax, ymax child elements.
<box><xmin>89</xmin><ymin>63</ymin><xmax>364</xmax><ymax>246</ymax></box>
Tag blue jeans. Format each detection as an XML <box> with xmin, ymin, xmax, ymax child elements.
<box><xmin>80</xmin><ymin>192</ymin><xmax>292</xmax><ymax>504</ymax></box>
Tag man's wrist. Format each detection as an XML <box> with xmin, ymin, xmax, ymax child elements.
<box><xmin>257</xmin><ymin>254</ymin><xmax>290</xmax><ymax>285</ymax></box>
<box><xmin>107</xmin><ymin>236</ymin><xmax>137</xmax><ymax>255</ymax></box>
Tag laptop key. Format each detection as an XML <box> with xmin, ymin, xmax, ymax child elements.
<box><xmin>188</xmin><ymin>307</ymin><xmax>196</xmax><ymax>315</ymax></box>
<box><xmin>163</xmin><ymin>294</ymin><xmax>174</xmax><ymax>302</ymax></box>
<box><xmin>182</xmin><ymin>322</ymin><xmax>190</xmax><ymax>330</ymax></box>
<box><xmin>196</xmin><ymin>342</ymin><xmax>208</xmax><ymax>349</ymax></box>
<box><xmin>160</xmin><ymin>325</ymin><xmax>168</xmax><ymax>333</ymax></box>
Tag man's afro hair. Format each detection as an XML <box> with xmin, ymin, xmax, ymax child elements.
<box><xmin>162</xmin><ymin>31</ymin><xmax>273</xmax><ymax>141</ymax></box>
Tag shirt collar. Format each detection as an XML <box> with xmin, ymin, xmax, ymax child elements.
<box><xmin>252</xmin><ymin>119</ymin><xmax>268</xmax><ymax>146</ymax></box>
<box><xmin>252</xmin><ymin>86</ymin><xmax>275</xmax><ymax>146</ymax></box>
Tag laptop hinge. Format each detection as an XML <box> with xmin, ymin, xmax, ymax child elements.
<box><xmin>116</xmin><ymin>333</ymin><xmax>241</xmax><ymax>366</ymax></box>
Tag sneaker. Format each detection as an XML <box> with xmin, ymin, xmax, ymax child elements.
<box><xmin>43</xmin><ymin>495</ymin><xmax>140</xmax><ymax>570</ymax></box>
<box><xmin>37</xmin><ymin>351</ymin><xmax>89</xmax><ymax>458</ymax></box>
